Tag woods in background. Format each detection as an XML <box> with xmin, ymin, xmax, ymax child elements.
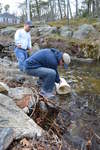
<box><xmin>18</xmin><ymin>0</ymin><xmax>100</xmax><ymax>22</ymax></box>
<box><xmin>0</xmin><ymin>0</ymin><xmax>100</xmax><ymax>22</ymax></box>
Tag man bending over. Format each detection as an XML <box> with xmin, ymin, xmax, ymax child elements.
<box><xmin>23</xmin><ymin>48</ymin><xmax>71</xmax><ymax>99</ymax></box>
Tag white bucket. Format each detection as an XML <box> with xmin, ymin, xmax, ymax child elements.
<box><xmin>55</xmin><ymin>77</ymin><xmax>71</xmax><ymax>95</ymax></box>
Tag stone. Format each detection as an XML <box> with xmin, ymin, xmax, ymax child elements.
<box><xmin>8</xmin><ymin>87</ymin><xmax>33</xmax><ymax>100</ymax></box>
<box><xmin>31</xmin><ymin>25</ymin><xmax>57</xmax><ymax>37</ymax></box>
<box><xmin>60</xmin><ymin>26</ymin><xmax>73</xmax><ymax>38</ymax></box>
<box><xmin>0</xmin><ymin>94</ymin><xmax>43</xmax><ymax>139</ymax></box>
<box><xmin>0</xmin><ymin>128</ymin><xmax>14</xmax><ymax>150</ymax></box>
<box><xmin>0</xmin><ymin>27</ymin><xmax>16</xmax><ymax>37</ymax></box>
<box><xmin>71</xmin><ymin>56</ymin><xmax>94</xmax><ymax>63</ymax></box>
<box><xmin>63</xmin><ymin>134</ymin><xmax>86</xmax><ymax>150</ymax></box>
<box><xmin>38</xmin><ymin>25</ymin><xmax>57</xmax><ymax>36</ymax></box>
<box><xmin>39</xmin><ymin>101</ymin><xmax>48</xmax><ymax>112</ymax></box>
<box><xmin>0</xmin><ymin>82</ymin><xmax>9</xmax><ymax>94</ymax></box>
<box><xmin>73</xmin><ymin>24</ymin><xmax>96</xmax><ymax>40</ymax></box>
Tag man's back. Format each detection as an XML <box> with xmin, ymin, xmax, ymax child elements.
<box><xmin>24</xmin><ymin>48</ymin><xmax>63</xmax><ymax>69</ymax></box>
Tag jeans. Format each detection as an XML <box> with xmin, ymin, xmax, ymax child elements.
<box><xmin>14</xmin><ymin>48</ymin><xmax>28</xmax><ymax>71</ymax></box>
<box><xmin>25</xmin><ymin>67</ymin><xmax>56</xmax><ymax>92</ymax></box>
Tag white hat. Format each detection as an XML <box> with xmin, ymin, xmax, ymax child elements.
<box><xmin>63</xmin><ymin>53</ymin><xmax>71</xmax><ymax>65</ymax></box>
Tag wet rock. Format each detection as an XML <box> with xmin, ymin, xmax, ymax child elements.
<box><xmin>73</xmin><ymin>24</ymin><xmax>96</xmax><ymax>40</ymax></box>
<box><xmin>0</xmin><ymin>128</ymin><xmax>14</xmax><ymax>150</ymax></box>
<box><xmin>60</xmin><ymin>26</ymin><xmax>73</xmax><ymax>38</ymax></box>
<box><xmin>0</xmin><ymin>94</ymin><xmax>43</xmax><ymax>139</ymax></box>
<box><xmin>63</xmin><ymin>133</ymin><xmax>87</xmax><ymax>150</ymax></box>
<box><xmin>55</xmin><ymin>110</ymin><xmax>71</xmax><ymax>134</ymax></box>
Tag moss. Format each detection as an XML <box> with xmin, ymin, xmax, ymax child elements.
<box><xmin>46</xmin><ymin>34</ymin><xmax>99</xmax><ymax>59</ymax></box>
<box><xmin>48</xmin><ymin>18</ymin><xmax>98</xmax><ymax>28</ymax></box>
<box><xmin>0</xmin><ymin>24</ymin><xmax>24</xmax><ymax>30</ymax></box>
<box><xmin>87</xmin><ymin>77</ymin><xmax>100</xmax><ymax>94</ymax></box>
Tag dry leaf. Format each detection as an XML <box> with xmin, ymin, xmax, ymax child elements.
<box><xmin>20</xmin><ymin>138</ymin><xmax>30</xmax><ymax>147</ymax></box>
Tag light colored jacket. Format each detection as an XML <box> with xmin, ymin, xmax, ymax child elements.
<box><xmin>15</xmin><ymin>28</ymin><xmax>32</xmax><ymax>50</ymax></box>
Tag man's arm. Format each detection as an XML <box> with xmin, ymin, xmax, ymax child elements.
<box><xmin>15</xmin><ymin>30</ymin><xmax>22</xmax><ymax>48</ymax></box>
<box><xmin>27</xmin><ymin>34</ymin><xmax>32</xmax><ymax>51</ymax></box>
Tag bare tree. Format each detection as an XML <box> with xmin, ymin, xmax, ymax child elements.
<box><xmin>58</xmin><ymin>0</ymin><xmax>63</xmax><ymax>19</ymax></box>
<box><xmin>4</xmin><ymin>4</ymin><xmax>10</xmax><ymax>13</ymax></box>
<box><xmin>26</xmin><ymin>0</ymin><xmax>31</xmax><ymax>21</ymax></box>
<box><xmin>75</xmin><ymin>0</ymin><xmax>78</xmax><ymax>17</ymax></box>
<box><xmin>0</xmin><ymin>3</ymin><xmax>2</xmax><ymax>13</ymax></box>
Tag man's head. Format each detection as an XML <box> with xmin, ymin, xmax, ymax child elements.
<box><xmin>59</xmin><ymin>53</ymin><xmax>71</xmax><ymax>68</ymax></box>
<box><xmin>24</xmin><ymin>21</ymin><xmax>33</xmax><ymax>32</ymax></box>
<box><xmin>63</xmin><ymin>53</ymin><xmax>71</xmax><ymax>65</ymax></box>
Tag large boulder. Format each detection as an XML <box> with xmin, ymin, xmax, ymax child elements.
<box><xmin>73</xmin><ymin>24</ymin><xmax>96</xmax><ymax>40</ymax></box>
<box><xmin>0</xmin><ymin>128</ymin><xmax>14</xmax><ymax>150</ymax></box>
<box><xmin>31</xmin><ymin>25</ymin><xmax>57</xmax><ymax>37</ymax></box>
<box><xmin>60</xmin><ymin>26</ymin><xmax>73</xmax><ymax>38</ymax></box>
<box><xmin>0</xmin><ymin>94</ymin><xmax>43</xmax><ymax>139</ymax></box>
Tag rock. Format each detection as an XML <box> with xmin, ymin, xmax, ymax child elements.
<box><xmin>60</xmin><ymin>26</ymin><xmax>73</xmax><ymax>38</ymax></box>
<box><xmin>0</xmin><ymin>82</ymin><xmax>9</xmax><ymax>94</ymax></box>
<box><xmin>71</xmin><ymin>56</ymin><xmax>94</xmax><ymax>63</ymax></box>
<box><xmin>39</xmin><ymin>101</ymin><xmax>48</xmax><ymax>112</ymax></box>
<box><xmin>63</xmin><ymin>134</ymin><xmax>86</xmax><ymax>150</ymax></box>
<box><xmin>8</xmin><ymin>87</ymin><xmax>33</xmax><ymax>100</ymax></box>
<box><xmin>0</xmin><ymin>58</ymin><xmax>12</xmax><ymax>67</ymax></box>
<box><xmin>0</xmin><ymin>128</ymin><xmax>14</xmax><ymax>150</ymax></box>
<box><xmin>38</xmin><ymin>25</ymin><xmax>57</xmax><ymax>36</ymax></box>
<box><xmin>23</xmin><ymin>107</ymin><xmax>29</xmax><ymax>114</ymax></box>
<box><xmin>0</xmin><ymin>27</ymin><xmax>16</xmax><ymax>37</ymax></box>
<box><xmin>30</xmin><ymin>43</ymin><xmax>40</xmax><ymax>54</ymax></box>
<box><xmin>15</xmin><ymin>76</ymin><xmax>26</xmax><ymax>84</ymax></box>
<box><xmin>0</xmin><ymin>94</ymin><xmax>43</xmax><ymax>139</ymax></box>
<box><xmin>31</xmin><ymin>25</ymin><xmax>57</xmax><ymax>37</ymax></box>
<box><xmin>73</xmin><ymin>24</ymin><xmax>96</xmax><ymax>40</ymax></box>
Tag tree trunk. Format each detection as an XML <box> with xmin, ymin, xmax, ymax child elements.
<box><xmin>69</xmin><ymin>0</ymin><xmax>72</xmax><ymax>19</ymax></box>
<box><xmin>58</xmin><ymin>0</ymin><xmax>63</xmax><ymax>19</ymax></box>
<box><xmin>35</xmin><ymin>0</ymin><xmax>40</xmax><ymax>20</ymax></box>
<box><xmin>49</xmin><ymin>0</ymin><xmax>54</xmax><ymax>21</ymax></box>
<box><xmin>67</xmin><ymin>0</ymin><xmax>69</xmax><ymax>25</ymax></box>
<box><xmin>96</xmin><ymin>0</ymin><xmax>100</xmax><ymax>17</ymax></box>
<box><xmin>75</xmin><ymin>0</ymin><xmax>78</xmax><ymax>17</ymax></box>
<box><xmin>26</xmin><ymin>0</ymin><xmax>31</xmax><ymax>21</ymax></box>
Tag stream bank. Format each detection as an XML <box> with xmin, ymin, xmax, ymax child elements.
<box><xmin>0</xmin><ymin>55</ymin><xmax>99</xmax><ymax>150</ymax></box>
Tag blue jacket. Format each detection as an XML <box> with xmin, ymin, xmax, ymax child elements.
<box><xmin>24</xmin><ymin>48</ymin><xmax>63</xmax><ymax>83</ymax></box>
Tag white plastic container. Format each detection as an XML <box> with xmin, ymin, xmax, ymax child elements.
<box><xmin>55</xmin><ymin>78</ymin><xmax>71</xmax><ymax>95</ymax></box>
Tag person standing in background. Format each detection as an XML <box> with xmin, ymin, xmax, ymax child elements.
<box><xmin>14</xmin><ymin>21</ymin><xmax>33</xmax><ymax>71</ymax></box>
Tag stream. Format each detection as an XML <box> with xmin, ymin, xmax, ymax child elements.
<box><xmin>56</xmin><ymin>61</ymin><xmax>100</xmax><ymax>149</ymax></box>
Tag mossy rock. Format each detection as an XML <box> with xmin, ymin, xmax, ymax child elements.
<box><xmin>44</xmin><ymin>34</ymin><xmax>100</xmax><ymax>60</ymax></box>
<box><xmin>48</xmin><ymin>18</ymin><xmax>98</xmax><ymax>28</ymax></box>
